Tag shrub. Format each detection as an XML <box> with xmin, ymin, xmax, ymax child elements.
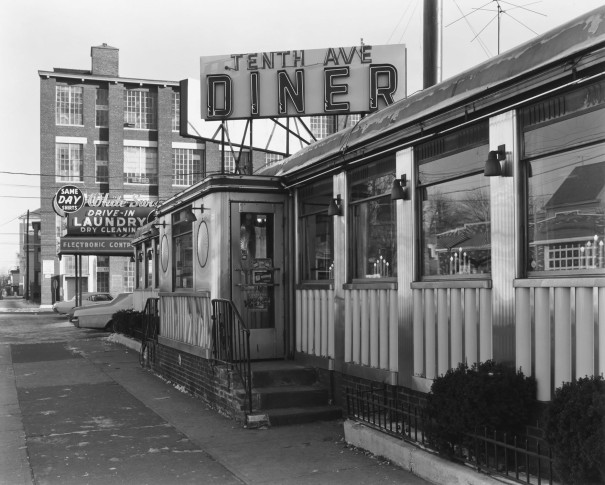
<box><xmin>544</xmin><ymin>375</ymin><xmax>605</xmax><ymax>485</ymax></box>
<box><xmin>111</xmin><ymin>309</ymin><xmax>143</xmax><ymax>337</ymax></box>
<box><xmin>425</xmin><ymin>360</ymin><xmax>536</xmax><ymax>455</ymax></box>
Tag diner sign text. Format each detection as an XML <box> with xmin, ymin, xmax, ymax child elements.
<box><xmin>200</xmin><ymin>44</ymin><xmax>406</xmax><ymax>120</ymax></box>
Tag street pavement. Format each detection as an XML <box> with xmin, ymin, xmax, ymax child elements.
<box><xmin>0</xmin><ymin>298</ymin><xmax>432</xmax><ymax>485</ymax></box>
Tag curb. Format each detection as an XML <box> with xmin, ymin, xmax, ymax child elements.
<box><xmin>344</xmin><ymin>420</ymin><xmax>504</xmax><ymax>485</ymax></box>
<box><xmin>106</xmin><ymin>333</ymin><xmax>142</xmax><ymax>353</ymax></box>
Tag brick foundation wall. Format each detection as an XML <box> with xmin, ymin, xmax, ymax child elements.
<box><xmin>151</xmin><ymin>344</ymin><xmax>247</xmax><ymax>422</ymax></box>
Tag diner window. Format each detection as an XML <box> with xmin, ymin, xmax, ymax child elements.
<box><xmin>95</xmin><ymin>144</ymin><xmax>109</xmax><ymax>183</ymax></box>
<box><xmin>523</xmin><ymin>81</ymin><xmax>605</xmax><ymax>275</ymax></box>
<box><xmin>124</xmin><ymin>89</ymin><xmax>157</xmax><ymax>129</ymax></box>
<box><xmin>349</xmin><ymin>157</ymin><xmax>397</xmax><ymax>280</ymax></box>
<box><xmin>56</xmin><ymin>143</ymin><xmax>83</xmax><ymax>182</ymax></box>
<box><xmin>56</xmin><ymin>85</ymin><xmax>83</xmax><ymax>125</ymax></box>
<box><xmin>172</xmin><ymin>91</ymin><xmax>180</xmax><ymax>132</ymax></box>
<box><xmin>299</xmin><ymin>179</ymin><xmax>334</xmax><ymax>282</ymax></box>
<box><xmin>124</xmin><ymin>146</ymin><xmax>158</xmax><ymax>185</ymax></box>
<box><xmin>95</xmin><ymin>88</ymin><xmax>109</xmax><ymax>127</ymax></box>
<box><xmin>136</xmin><ymin>250</ymin><xmax>145</xmax><ymax>289</ymax></box>
<box><xmin>123</xmin><ymin>259</ymin><xmax>134</xmax><ymax>292</ymax></box>
<box><xmin>172</xmin><ymin>209</ymin><xmax>194</xmax><ymax>289</ymax></box>
<box><xmin>146</xmin><ymin>244</ymin><xmax>154</xmax><ymax>288</ymax></box>
<box><xmin>172</xmin><ymin>148</ymin><xmax>204</xmax><ymax>186</ymax></box>
<box><xmin>417</xmin><ymin>123</ymin><xmax>490</xmax><ymax>277</ymax></box>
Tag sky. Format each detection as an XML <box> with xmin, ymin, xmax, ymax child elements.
<box><xmin>0</xmin><ymin>0</ymin><xmax>603</xmax><ymax>274</ymax></box>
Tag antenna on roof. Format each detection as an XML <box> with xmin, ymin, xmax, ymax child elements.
<box><xmin>448</xmin><ymin>0</ymin><xmax>545</xmax><ymax>55</ymax></box>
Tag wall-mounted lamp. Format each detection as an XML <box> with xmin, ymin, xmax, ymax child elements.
<box><xmin>129</xmin><ymin>255</ymin><xmax>136</xmax><ymax>263</ymax></box>
<box><xmin>391</xmin><ymin>174</ymin><xmax>408</xmax><ymax>200</ymax></box>
<box><xmin>58</xmin><ymin>254</ymin><xmax>62</xmax><ymax>261</ymax></box>
<box><xmin>153</xmin><ymin>221</ymin><xmax>168</xmax><ymax>229</ymax></box>
<box><xmin>147</xmin><ymin>250</ymin><xmax>153</xmax><ymax>261</ymax></box>
<box><xmin>327</xmin><ymin>194</ymin><xmax>342</xmax><ymax>216</ymax></box>
<box><xmin>484</xmin><ymin>144</ymin><xmax>507</xmax><ymax>177</ymax></box>
<box><xmin>137</xmin><ymin>252</ymin><xmax>143</xmax><ymax>262</ymax></box>
<box><xmin>184</xmin><ymin>204</ymin><xmax>209</xmax><ymax>223</ymax></box>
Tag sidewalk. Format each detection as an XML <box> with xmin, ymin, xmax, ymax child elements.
<box><xmin>2</xmin><ymin>333</ymin><xmax>432</xmax><ymax>485</ymax></box>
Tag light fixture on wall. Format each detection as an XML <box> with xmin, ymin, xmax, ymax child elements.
<box><xmin>147</xmin><ymin>250</ymin><xmax>153</xmax><ymax>261</ymax></box>
<box><xmin>137</xmin><ymin>252</ymin><xmax>143</xmax><ymax>262</ymax></box>
<box><xmin>153</xmin><ymin>221</ymin><xmax>168</xmax><ymax>229</ymax></box>
<box><xmin>484</xmin><ymin>145</ymin><xmax>507</xmax><ymax>177</ymax></box>
<box><xmin>391</xmin><ymin>174</ymin><xmax>408</xmax><ymax>200</ymax></box>
<box><xmin>184</xmin><ymin>204</ymin><xmax>209</xmax><ymax>223</ymax></box>
<box><xmin>327</xmin><ymin>194</ymin><xmax>342</xmax><ymax>216</ymax></box>
<box><xmin>129</xmin><ymin>255</ymin><xmax>135</xmax><ymax>263</ymax></box>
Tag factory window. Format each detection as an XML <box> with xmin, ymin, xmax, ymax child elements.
<box><xmin>95</xmin><ymin>144</ymin><xmax>109</xmax><ymax>184</ymax></box>
<box><xmin>124</xmin><ymin>89</ymin><xmax>157</xmax><ymax>130</ymax></box>
<box><xmin>56</xmin><ymin>143</ymin><xmax>83</xmax><ymax>182</ymax></box>
<box><xmin>310</xmin><ymin>116</ymin><xmax>334</xmax><ymax>139</ymax></box>
<box><xmin>95</xmin><ymin>88</ymin><xmax>109</xmax><ymax>127</ymax></box>
<box><xmin>349</xmin><ymin>156</ymin><xmax>397</xmax><ymax>280</ymax></box>
<box><xmin>416</xmin><ymin>123</ymin><xmax>491</xmax><ymax>277</ymax></box>
<box><xmin>124</xmin><ymin>146</ymin><xmax>158</xmax><ymax>185</ymax></box>
<box><xmin>172</xmin><ymin>148</ymin><xmax>204</xmax><ymax>186</ymax></box>
<box><xmin>172</xmin><ymin>91</ymin><xmax>180</xmax><ymax>132</ymax></box>
<box><xmin>56</xmin><ymin>85</ymin><xmax>83</xmax><ymax>125</ymax></box>
<box><xmin>299</xmin><ymin>179</ymin><xmax>334</xmax><ymax>282</ymax></box>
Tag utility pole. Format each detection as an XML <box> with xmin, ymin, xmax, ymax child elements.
<box><xmin>25</xmin><ymin>209</ymin><xmax>30</xmax><ymax>301</ymax></box>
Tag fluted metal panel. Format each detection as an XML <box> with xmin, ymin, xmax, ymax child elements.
<box><xmin>479</xmin><ymin>288</ymin><xmax>493</xmax><ymax>361</ymax></box>
<box><xmin>413</xmin><ymin>289</ymin><xmax>424</xmax><ymax>376</ymax></box>
<box><xmin>344</xmin><ymin>289</ymin><xmax>352</xmax><ymax>362</ymax></box>
<box><xmin>451</xmin><ymin>288</ymin><xmax>463</xmax><ymax>367</ymax></box>
<box><xmin>575</xmin><ymin>287</ymin><xmax>593</xmax><ymax>379</ymax></box>
<box><xmin>379</xmin><ymin>290</ymin><xmax>389</xmax><ymax>369</ymax></box>
<box><xmin>594</xmin><ymin>288</ymin><xmax>605</xmax><ymax>375</ymax></box>
<box><xmin>534</xmin><ymin>288</ymin><xmax>551</xmax><ymax>401</ymax></box>
<box><xmin>314</xmin><ymin>289</ymin><xmax>321</xmax><ymax>354</ymax></box>
<box><xmin>321</xmin><ymin>290</ymin><xmax>328</xmax><ymax>357</ymax></box>
<box><xmin>370</xmin><ymin>291</ymin><xmax>379</xmax><ymax>368</ymax></box>
<box><xmin>352</xmin><ymin>290</ymin><xmax>361</xmax><ymax>363</ymax></box>
<box><xmin>397</xmin><ymin>148</ymin><xmax>415</xmax><ymax>386</ymax></box>
<box><xmin>554</xmin><ymin>287</ymin><xmax>571</xmax><ymax>388</ymax></box>
<box><xmin>516</xmin><ymin>287</ymin><xmax>532</xmax><ymax>376</ymax></box>
<box><xmin>333</xmin><ymin>172</ymin><xmax>347</xmax><ymax>365</ymax></box>
<box><xmin>425</xmin><ymin>289</ymin><xmax>436</xmax><ymax>379</ymax></box>
<box><xmin>465</xmin><ymin>289</ymin><xmax>478</xmax><ymax>366</ymax></box>
<box><xmin>389</xmin><ymin>292</ymin><xmax>399</xmax><ymax>372</ymax></box>
<box><xmin>361</xmin><ymin>291</ymin><xmax>370</xmax><ymax>366</ymax></box>
<box><xmin>301</xmin><ymin>291</ymin><xmax>308</xmax><ymax>353</ymax></box>
<box><xmin>489</xmin><ymin>111</ymin><xmax>518</xmax><ymax>366</ymax></box>
<box><xmin>328</xmin><ymin>289</ymin><xmax>335</xmax><ymax>358</ymax></box>
<box><xmin>437</xmin><ymin>289</ymin><xmax>449</xmax><ymax>376</ymax></box>
<box><xmin>295</xmin><ymin>291</ymin><xmax>302</xmax><ymax>352</ymax></box>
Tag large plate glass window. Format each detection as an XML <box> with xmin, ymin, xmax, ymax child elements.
<box><xmin>349</xmin><ymin>156</ymin><xmax>397</xmax><ymax>280</ymax></box>
<box><xmin>172</xmin><ymin>208</ymin><xmax>194</xmax><ymax>289</ymax></box>
<box><xmin>522</xmin><ymin>80</ymin><xmax>605</xmax><ymax>275</ymax></box>
<box><xmin>299</xmin><ymin>179</ymin><xmax>334</xmax><ymax>282</ymax></box>
<box><xmin>416</xmin><ymin>123</ymin><xmax>490</xmax><ymax>277</ymax></box>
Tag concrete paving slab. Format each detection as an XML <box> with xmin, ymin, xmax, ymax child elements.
<box><xmin>14</xmin><ymin>359</ymin><xmax>112</xmax><ymax>389</ymax></box>
<box><xmin>11</xmin><ymin>342</ymin><xmax>78</xmax><ymax>363</ymax></box>
<box><xmin>0</xmin><ymin>430</ymin><xmax>32</xmax><ymax>485</ymax></box>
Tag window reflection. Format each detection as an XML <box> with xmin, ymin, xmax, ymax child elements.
<box><xmin>528</xmin><ymin>144</ymin><xmax>605</xmax><ymax>272</ymax></box>
<box><xmin>299</xmin><ymin>180</ymin><xmax>334</xmax><ymax>282</ymax></box>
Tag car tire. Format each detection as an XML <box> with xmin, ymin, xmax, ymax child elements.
<box><xmin>105</xmin><ymin>320</ymin><xmax>115</xmax><ymax>332</ymax></box>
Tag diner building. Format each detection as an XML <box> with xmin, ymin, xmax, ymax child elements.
<box><xmin>132</xmin><ymin>7</ymin><xmax>604</xmax><ymax>423</ymax></box>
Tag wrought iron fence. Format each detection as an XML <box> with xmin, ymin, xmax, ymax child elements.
<box><xmin>139</xmin><ymin>297</ymin><xmax>159</xmax><ymax>367</ymax></box>
<box><xmin>211</xmin><ymin>298</ymin><xmax>252</xmax><ymax>415</ymax></box>
<box><xmin>345</xmin><ymin>385</ymin><xmax>555</xmax><ymax>485</ymax></box>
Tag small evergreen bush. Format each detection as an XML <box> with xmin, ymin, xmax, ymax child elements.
<box><xmin>544</xmin><ymin>375</ymin><xmax>605</xmax><ymax>485</ymax></box>
<box><xmin>425</xmin><ymin>360</ymin><xmax>536</xmax><ymax>455</ymax></box>
<box><xmin>111</xmin><ymin>309</ymin><xmax>143</xmax><ymax>337</ymax></box>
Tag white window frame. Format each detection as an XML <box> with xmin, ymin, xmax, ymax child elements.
<box><xmin>56</xmin><ymin>85</ymin><xmax>83</xmax><ymax>126</ymax></box>
<box><xmin>172</xmin><ymin>145</ymin><xmax>203</xmax><ymax>186</ymax></box>
<box><xmin>124</xmin><ymin>89</ymin><xmax>156</xmax><ymax>130</ymax></box>
<box><xmin>123</xmin><ymin>142</ymin><xmax>158</xmax><ymax>185</ymax></box>
<box><xmin>172</xmin><ymin>91</ymin><xmax>180</xmax><ymax>132</ymax></box>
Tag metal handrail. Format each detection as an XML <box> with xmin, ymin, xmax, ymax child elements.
<box><xmin>211</xmin><ymin>298</ymin><xmax>252</xmax><ymax>415</ymax></box>
<box><xmin>140</xmin><ymin>297</ymin><xmax>160</xmax><ymax>367</ymax></box>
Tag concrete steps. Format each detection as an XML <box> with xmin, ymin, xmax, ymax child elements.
<box><xmin>244</xmin><ymin>361</ymin><xmax>341</xmax><ymax>426</ymax></box>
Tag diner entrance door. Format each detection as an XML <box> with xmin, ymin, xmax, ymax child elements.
<box><xmin>231</xmin><ymin>202</ymin><xmax>284</xmax><ymax>360</ymax></box>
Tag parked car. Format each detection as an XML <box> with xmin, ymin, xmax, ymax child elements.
<box><xmin>52</xmin><ymin>292</ymin><xmax>113</xmax><ymax>317</ymax></box>
<box><xmin>72</xmin><ymin>293</ymin><xmax>134</xmax><ymax>330</ymax></box>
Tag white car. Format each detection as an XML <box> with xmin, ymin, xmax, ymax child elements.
<box><xmin>72</xmin><ymin>293</ymin><xmax>134</xmax><ymax>330</ymax></box>
<box><xmin>52</xmin><ymin>292</ymin><xmax>113</xmax><ymax>316</ymax></box>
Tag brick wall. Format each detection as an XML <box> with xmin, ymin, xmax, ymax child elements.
<box><xmin>151</xmin><ymin>344</ymin><xmax>247</xmax><ymax>422</ymax></box>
